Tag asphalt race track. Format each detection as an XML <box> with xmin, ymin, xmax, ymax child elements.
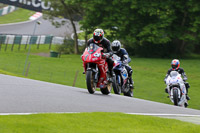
<box><xmin>0</xmin><ymin>74</ymin><xmax>200</xmax><ymax>124</ymax></box>
<box><xmin>0</xmin><ymin>17</ymin><xmax>80</xmax><ymax>38</ymax></box>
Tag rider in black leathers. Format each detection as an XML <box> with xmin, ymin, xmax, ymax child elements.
<box><xmin>87</xmin><ymin>29</ymin><xmax>114</xmax><ymax>76</ymax></box>
<box><xmin>111</xmin><ymin>40</ymin><xmax>134</xmax><ymax>90</ymax></box>
<box><xmin>164</xmin><ymin>59</ymin><xmax>190</xmax><ymax>100</ymax></box>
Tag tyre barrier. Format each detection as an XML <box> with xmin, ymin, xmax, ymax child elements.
<box><xmin>0</xmin><ymin>6</ymin><xmax>17</xmax><ymax>16</ymax></box>
<box><xmin>0</xmin><ymin>34</ymin><xmax>85</xmax><ymax>46</ymax></box>
<box><xmin>0</xmin><ymin>34</ymin><xmax>65</xmax><ymax>45</ymax></box>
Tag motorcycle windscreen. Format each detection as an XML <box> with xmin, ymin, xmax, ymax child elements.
<box><xmin>88</xmin><ymin>43</ymin><xmax>100</xmax><ymax>54</ymax></box>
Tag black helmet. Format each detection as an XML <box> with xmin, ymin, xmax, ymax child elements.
<box><xmin>111</xmin><ymin>40</ymin><xmax>121</xmax><ymax>53</ymax></box>
<box><xmin>93</xmin><ymin>29</ymin><xmax>104</xmax><ymax>43</ymax></box>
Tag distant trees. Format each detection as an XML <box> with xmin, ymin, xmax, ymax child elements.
<box><xmin>43</xmin><ymin>0</ymin><xmax>200</xmax><ymax>57</ymax></box>
<box><xmin>80</xmin><ymin>0</ymin><xmax>200</xmax><ymax>57</ymax></box>
<box><xmin>43</xmin><ymin>0</ymin><xmax>84</xmax><ymax>54</ymax></box>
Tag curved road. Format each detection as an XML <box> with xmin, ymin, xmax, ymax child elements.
<box><xmin>0</xmin><ymin>74</ymin><xmax>200</xmax><ymax>124</ymax></box>
<box><xmin>0</xmin><ymin>17</ymin><xmax>200</xmax><ymax>125</ymax></box>
<box><xmin>0</xmin><ymin>17</ymin><xmax>80</xmax><ymax>38</ymax></box>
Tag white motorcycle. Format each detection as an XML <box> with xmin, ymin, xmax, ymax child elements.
<box><xmin>165</xmin><ymin>71</ymin><xmax>188</xmax><ymax>107</ymax></box>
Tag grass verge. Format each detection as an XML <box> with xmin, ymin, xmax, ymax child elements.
<box><xmin>0</xmin><ymin>112</ymin><xmax>199</xmax><ymax>133</ymax></box>
<box><xmin>0</xmin><ymin>44</ymin><xmax>200</xmax><ymax>110</ymax></box>
<box><xmin>0</xmin><ymin>8</ymin><xmax>35</xmax><ymax>24</ymax></box>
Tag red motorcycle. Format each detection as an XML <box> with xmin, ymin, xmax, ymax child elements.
<box><xmin>81</xmin><ymin>43</ymin><xmax>113</xmax><ymax>94</ymax></box>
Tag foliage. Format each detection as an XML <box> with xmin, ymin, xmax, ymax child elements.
<box><xmin>43</xmin><ymin>0</ymin><xmax>85</xmax><ymax>54</ymax></box>
<box><xmin>55</xmin><ymin>39</ymin><xmax>85</xmax><ymax>55</ymax></box>
<box><xmin>55</xmin><ymin>39</ymin><xmax>74</xmax><ymax>54</ymax></box>
<box><xmin>79</xmin><ymin>0</ymin><xmax>200</xmax><ymax>57</ymax></box>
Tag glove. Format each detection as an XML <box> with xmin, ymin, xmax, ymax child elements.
<box><xmin>122</xmin><ymin>60</ymin><xmax>128</xmax><ymax>65</ymax></box>
<box><xmin>102</xmin><ymin>53</ymin><xmax>110</xmax><ymax>58</ymax></box>
<box><xmin>183</xmin><ymin>77</ymin><xmax>187</xmax><ymax>81</ymax></box>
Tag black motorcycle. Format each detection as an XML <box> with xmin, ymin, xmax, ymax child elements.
<box><xmin>112</xmin><ymin>54</ymin><xmax>133</xmax><ymax>97</ymax></box>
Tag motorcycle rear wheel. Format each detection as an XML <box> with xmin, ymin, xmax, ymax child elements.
<box><xmin>86</xmin><ymin>71</ymin><xmax>96</xmax><ymax>94</ymax></box>
<box><xmin>123</xmin><ymin>81</ymin><xmax>133</xmax><ymax>97</ymax></box>
<box><xmin>124</xmin><ymin>89</ymin><xmax>133</xmax><ymax>97</ymax></box>
<box><xmin>100</xmin><ymin>82</ymin><xmax>112</xmax><ymax>95</ymax></box>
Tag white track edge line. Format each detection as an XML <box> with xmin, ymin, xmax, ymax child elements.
<box><xmin>127</xmin><ymin>113</ymin><xmax>200</xmax><ymax>117</ymax></box>
<box><xmin>0</xmin><ymin>112</ymin><xmax>200</xmax><ymax>117</ymax></box>
<box><xmin>0</xmin><ymin>112</ymin><xmax>79</xmax><ymax>115</ymax></box>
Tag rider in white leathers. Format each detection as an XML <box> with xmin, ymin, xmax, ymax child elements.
<box><xmin>165</xmin><ymin>71</ymin><xmax>188</xmax><ymax>107</ymax></box>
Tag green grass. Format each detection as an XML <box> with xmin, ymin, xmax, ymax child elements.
<box><xmin>0</xmin><ymin>8</ymin><xmax>35</xmax><ymax>24</ymax></box>
<box><xmin>0</xmin><ymin>44</ymin><xmax>200</xmax><ymax>110</ymax></box>
<box><xmin>0</xmin><ymin>112</ymin><xmax>199</xmax><ymax>133</ymax></box>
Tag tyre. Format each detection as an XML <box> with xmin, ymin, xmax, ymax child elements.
<box><xmin>123</xmin><ymin>81</ymin><xmax>133</xmax><ymax>97</ymax></box>
<box><xmin>173</xmin><ymin>89</ymin><xmax>179</xmax><ymax>106</ymax></box>
<box><xmin>86</xmin><ymin>71</ymin><xmax>96</xmax><ymax>94</ymax></box>
<box><xmin>100</xmin><ymin>82</ymin><xmax>112</xmax><ymax>95</ymax></box>
<box><xmin>112</xmin><ymin>75</ymin><xmax>121</xmax><ymax>95</ymax></box>
<box><xmin>124</xmin><ymin>89</ymin><xmax>133</xmax><ymax>97</ymax></box>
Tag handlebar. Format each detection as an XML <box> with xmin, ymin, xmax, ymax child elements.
<box><xmin>102</xmin><ymin>53</ymin><xmax>110</xmax><ymax>59</ymax></box>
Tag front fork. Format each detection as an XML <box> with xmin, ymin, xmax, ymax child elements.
<box><xmin>121</xmin><ymin>68</ymin><xmax>128</xmax><ymax>90</ymax></box>
<box><xmin>94</xmin><ymin>70</ymin><xmax>99</xmax><ymax>83</ymax></box>
<box><xmin>117</xmin><ymin>75</ymin><xmax>121</xmax><ymax>85</ymax></box>
<box><xmin>87</xmin><ymin>63</ymin><xmax>99</xmax><ymax>83</ymax></box>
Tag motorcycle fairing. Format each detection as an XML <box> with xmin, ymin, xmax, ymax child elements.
<box><xmin>166</xmin><ymin>71</ymin><xmax>187</xmax><ymax>106</ymax></box>
<box><xmin>82</xmin><ymin>43</ymin><xmax>109</xmax><ymax>88</ymax></box>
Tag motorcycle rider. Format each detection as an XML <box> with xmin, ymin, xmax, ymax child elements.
<box><xmin>164</xmin><ymin>59</ymin><xmax>190</xmax><ymax>100</ymax></box>
<box><xmin>87</xmin><ymin>29</ymin><xmax>114</xmax><ymax>76</ymax></box>
<box><xmin>111</xmin><ymin>40</ymin><xmax>134</xmax><ymax>90</ymax></box>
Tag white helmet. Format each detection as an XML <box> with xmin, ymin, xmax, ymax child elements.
<box><xmin>111</xmin><ymin>40</ymin><xmax>121</xmax><ymax>53</ymax></box>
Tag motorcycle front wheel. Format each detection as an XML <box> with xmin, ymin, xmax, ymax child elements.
<box><xmin>173</xmin><ymin>89</ymin><xmax>179</xmax><ymax>106</ymax></box>
<box><xmin>86</xmin><ymin>71</ymin><xmax>96</xmax><ymax>94</ymax></box>
<box><xmin>112</xmin><ymin>75</ymin><xmax>121</xmax><ymax>95</ymax></box>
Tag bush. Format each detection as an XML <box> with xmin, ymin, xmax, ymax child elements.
<box><xmin>125</xmin><ymin>42</ymin><xmax>177</xmax><ymax>58</ymax></box>
<box><xmin>55</xmin><ymin>39</ymin><xmax>75</xmax><ymax>54</ymax></box>
<box><xmin>55</xmin><ymin>39</ymin><xmax>86</xmax><ymax>55</ymax></box>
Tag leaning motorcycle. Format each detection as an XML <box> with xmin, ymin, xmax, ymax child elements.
<box><xmin>81</xmin><ymin>43</ymin><xmax>113</xmax><ymax>94</ymax></box>
<box><xmin>112</xmin><ymin>54</ymin><xmax>133</xmax><ymax>97</ymax></box>
<box><xmin>165</xmin><ymin>71</ymin><xmax>188</xmax><ymax>107</ymax></box>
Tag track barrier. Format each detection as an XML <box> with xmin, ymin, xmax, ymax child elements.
<box><xmin>0</xmin><ymin>6</ymin><xmax>17</xmax><ymax>16</ymax></box>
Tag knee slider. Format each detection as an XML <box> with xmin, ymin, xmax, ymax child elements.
<box><xmin>185</xmin><ymin>82</ymin><xmax>190</xmax><ymax>89</ymax></box>
<box><xmin>128</xmin><ymin>70</ymin><xmax>133</xmax><ymax>76</ymax></box>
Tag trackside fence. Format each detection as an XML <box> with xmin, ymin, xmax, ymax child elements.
<box><xmin>0</xmin><ymin>34</ymin><xmax>85</xmax><ymax>87</ymax></box>
<box><xmin>0</xmin><ymin>60</ymin><xmax>82</xmax><ymax>87</ymax></box>
<box><xmin>0</xmin><ymin>34</ymin><xmax>65</xmax><ymax>51</ymax></box>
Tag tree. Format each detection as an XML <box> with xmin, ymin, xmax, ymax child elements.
<box><xmin>43</xmin><ymin>0</ymin><xmax>84</xmax><ymax>54</ymax></box>
<box><xmin>80</xmin><ymin>0</ymin><xmax>200</xmax><ymax>57</ymax></box>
